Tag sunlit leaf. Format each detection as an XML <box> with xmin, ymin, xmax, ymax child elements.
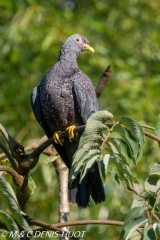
<box><xmin>80</xmin><ymin>155</ymin><xmax>100</xmax><ymax>182</ymax></box>
<box><xmin>120</xmin><ymin>207</ymin><xmax>148</xmax><ymax>240</ymax></box>
<box><xmin>43</xmin><ymin>155</ymin><xmax>59</xmax><ymax>165</ymax></box>
<box><xmin>153</xmin><ymin>223</ymin><xmax>160</xmax><ymax>239</ymax></box>
<box><xmin>99</xmin><ymin>154</ymin><xmax>110</xmax><ymax>181</ymax></box>
<box><xmin>145</xmin><ymin>176</ymin><xmax>160</xmax><ymax>193</ymax></box>
<box><xmin>131</xmin><ymin>191</ymin><xmax>157</xmax><ymax>209</ymax></box>
<box><xmin>142</xmin><ymin>226</ymin><xmax>156</xmax><ymax>240</ymax></box>
<box><xmin>150</xmin><ymin>162</ymin><xmax>160</xmax><ymax>176</ymax></box>
<box><xmin>28</xmin><ymin>175</ymin><xmax>36</xmax><ymax>195</ymax></box>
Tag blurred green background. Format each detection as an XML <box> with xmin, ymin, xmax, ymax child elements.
<box><xmin>0</xmin><ymin>0</ymin><xmax>160</xmax><ymax>239</ymax></box>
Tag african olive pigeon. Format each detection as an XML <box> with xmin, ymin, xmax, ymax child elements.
<box><xmin>31</xmin><ymin>34</ymin><xmax>105</xmax><ymax>207</ymax></box>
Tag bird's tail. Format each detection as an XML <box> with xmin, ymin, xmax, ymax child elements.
<box><xmin>88</xmin><ymin>162</ymin><xmax>106</xmax><ymax>204</ymax></box>
<box><xmin>68</xmin><ymin>162</ymin><xmax>105</xmax><ymax>207</ymax></box>
<box><xmin>68</xmin><ymin>175</ymin><xmax>90</xmax><ymax>208</ymax></box>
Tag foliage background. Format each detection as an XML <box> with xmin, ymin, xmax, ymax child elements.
<box><xmin>0</xmin><ymin>0</ymin><xmax>160</xmax><ymax>239</ymax></box>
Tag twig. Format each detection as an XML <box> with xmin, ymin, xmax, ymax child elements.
<box><xmin>24</xmin><ymin>136</ymin><xmax>47</xmax><ymax>151</ymax></box>
<box><xmin>152</xmin><ymin>213</ymin><xmax>160</xmax><ymax>223</ymax></box>
<box><xmin>0</xmin><ymin>141</ymin><xmax>17</xmax><ymax>170</ymax></box>
<box><xmin>25</xmin><ymin>135</ymin><xmax>56</xmax><ymax>156</ymax></box>
<box><xmin>96</xmin><ymin>65</ymin><xmax>112</xmax><ymax>97</ymax></box>
<box><xmin>144</xmin><ymin>131</ymin><xmax>160</xmax><ymax>142</ymax></box>
<box><xmin>126</xmin><ymin>184</ymin><xmax>141</xmax><ymax>195</ymax></box>
<box><xmin>140</xmin><ymin>124</ymin><xmax>155</xmax><ymax>131</ymax></box>
<box><xmin>28</xmin><ymin>218</ymin><xmax>124</xmax><ymax>228</ymax></box>
<box><xmin>0</xmin><ymin>124</ymin><xmax>10</xmax><ymax>142</ymax></box>
<box><xmin>0</xmin><ymin>166</ymin><xmax>24</xmax><ymax>187</ymax></box>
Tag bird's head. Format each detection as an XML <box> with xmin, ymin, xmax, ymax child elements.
<box><xmin>60</xmin><ymin>34</ymin><xmax>94</xmax><ymax>57</ymax></box>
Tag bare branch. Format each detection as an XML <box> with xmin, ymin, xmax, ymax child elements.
<box><xmin>0</xmin><ymin>166</ymin><xmax>24</xmax><ymax>186</ymax></box>
<box><xmin>0</xmin><ymin>123</ymin><xmax>26</xmax><ymax>163</ymax></box>
<box><xmin>27</xmin><ymin>217</ymin><xmax>124</xmax><ymax>228</ymax></box>
<box><xmin>25</xmin><ymin>136</ymin><xmax>47</xmax><ymax>151</ymax></box>
<box><xmin>144</xmin><ymin>131</ymin><xmax>160</xmax><ymax>142</ymax></box>
<box><xmin>96</xmin><ymin>65</ymin><xmax>112</xmax><ymax>97</ymax></box>
<box><xmin>53</xmin><ymin>159</ymin><xmax>69</xmax><ymax>240</ymax></box>
<box><xmin>126</xmin><ymin>184</ymin><xmax>141</xmax><ymax>195</ymax></box>
<box><xmin>0</xmin><ymin>141</ymin><xmax>17</xmax><ymax>170</ymax></box>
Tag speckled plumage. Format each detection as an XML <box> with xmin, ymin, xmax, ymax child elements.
<box><xmin>31</xmin><ymin>34</ymin><xmax>105</xmax><ymax>207</ymax></box>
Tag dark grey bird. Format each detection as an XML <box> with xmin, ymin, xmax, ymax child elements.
<box><xmin>31</xmin><ymin>34</ymin><xmax>105</xmax><ymax>207</ymax></box>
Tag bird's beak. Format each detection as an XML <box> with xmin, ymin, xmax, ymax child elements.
<box><xmin>83</xmin><ymin>43</ymin><xmax>94</xmax><ymax>53</ymax></box>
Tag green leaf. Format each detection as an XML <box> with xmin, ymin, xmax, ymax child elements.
<box><xmin>0</xmin><ymin>210</ymin><xmax>19</xmax><ymax>240</ymax></box>
<box><xmin>142</xmin><ymin>226</ymin><xmax>156</xmax><ymax>240</ymax></box>
<box><xmin>110</xmin><ymin>154</ymin><xmax>138</xmax><ymax>186</ymax></box>
<box><xmin>43</xmin><ymin>155</ymin><xmax>60</xmax><ymax>165</ymax></box>
<box><xmin>99</xmin><ymin>154</ymin><xmax>110</xmax><ymax>181</ymax></box>
<box><xmin>150</xmin><ymin>162</ymin><xmax>160</xmax><ymax>176</ymax></box>
<box><xmin>70</xmin><ymin>110</ymin><xmax>114</xmax><ymax>183</ymax></box>
<box><xmin>108</xmin><ymin>138</ymin><xmax>132</xmax><ymax>165</ymax></box>
<box><xmin>145</xmin><ymin>163</ymin><xmax>160</xmax><ymax>194</ymax></box>
<box><xmin>131</xmin><ymin>191</ymin><xmax>157</xmax><ymax>209</ymax></box>
<box><xmin>120</xmin><ymin>207</ymin><xmax>148</xmax><ymax>240</ymax></box>
<box><xmin>113</xmin><ymin>125</ymin><xmax>139</xmax><ymax>161</ymax></box>
<box><xmin>79</xmin><ymin>110</ymin><xmax>113</xmax><ymax>140</ymax></box>
<box><xmin>0</xmin><ymin>176</ymin><xmax>32</xmax><ymax>232</ymax></box>
<box><xmin>154</xmin><ymin>123</ymin><xmax>160</xmax><ymax>137</ymax></box>
<box><xmin>153</xmin><ymin>223</ymin><xmax>160</xmax><ymax>239</ymax></box>
<box><xmin>145</xmin><ymin>176</ymin><xmax>160</xmax><ymax>194</ymax></box>
<box><xmin>120</xmin><ymin>117</ymin><xmax>145</xmax><ymax>147</ymax></box>
<box><xmin>136</xmin><ymin>148</ymin><xmax>143</xmax><ymax>164</ymax></box>
<box><xmin>28</xmin><ymin>175</ymin><xmax>36</xmax><ymax>195</ymax></box>
<box><xmin>80</xmin><ymin>155</ymin><xmax>100</xmax><ymax>182</ymax></box>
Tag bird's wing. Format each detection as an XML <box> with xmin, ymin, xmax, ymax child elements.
<box><xmin>31</xmin><ymin>85</ymin><xmax>72</xmax><ymax>169</ymax></box>
<box><xmin>30</xmin><ymin>86</ymin><xmax>52</xmax><ymax>138</ymax></box>
<box><xmin>73</xmin><ymin>74</ymin><xmax>98</xmax><ymax>123</ymax></box>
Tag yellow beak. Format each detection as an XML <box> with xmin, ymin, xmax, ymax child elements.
<box><xmin>83</xmin><ymin>43</ymin><xmax>94</xmax><ymax>53</ymax></box>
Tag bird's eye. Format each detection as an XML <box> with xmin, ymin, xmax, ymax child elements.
<box><xmin>73</xmin><ymin>37</ymin><xmax>82</xmax><ymax>43</ymax></box>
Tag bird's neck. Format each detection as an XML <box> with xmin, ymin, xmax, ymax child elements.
<box><xmin>58</xmin><ymin>51</ymin><xmax>80</xmax><ymax>74</ymax></box>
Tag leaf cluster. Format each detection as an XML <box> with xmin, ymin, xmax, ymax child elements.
<box><xmin>70</xmin><ymin>111</ymin><xmax>145</xmax><ymax>187</ymax></box>
<box><xmin>120</xmin><ymin>163</ymin><xmax>160</xmax><ymax>240</ymax></box>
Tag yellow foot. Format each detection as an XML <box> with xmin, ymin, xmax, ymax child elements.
<box><xmin>53</xmin><ymin>131</ymin><xmax>63</xmax><ymax>145</ymax></box>
<box><xmin>66</xmin><ymin>125</ymin><xmax>76</xmax><ymax>142</ymax></box>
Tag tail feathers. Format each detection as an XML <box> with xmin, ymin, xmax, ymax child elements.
<box><xmin>68</xmin><ymin>175</ymin><xmax>90</xmax><ymax>208</ymax></box>
<box><xmin>88</xmin><ymin>162</ymin><xmax>106</xmax><ymax>204</ymax></box>
<box><xmin>68</xmin><ymin>163</ymin><xmax>105</xmax><ymax>207</ymax></box>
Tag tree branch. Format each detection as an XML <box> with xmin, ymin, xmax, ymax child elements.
<box><xmin>0</xmin><ymin>141</ymin><xmax>17</xmax><ymax>170</ymax></box>
<box><xmin>126</xmin><ymin>184</ymin><xmax>141</xmax><ymax>195</ymax></box>
<box><xmin>96</xmin><ymin>65</ymin><xmax>112</xmax><ymax>97</ymax></box>
<box><xmin>144</xmin><ymin>131</ymin><xmax>160</xmax><ymax>142</ymax></box>
<box><xmin>53</xmin><ymin>159</ymin><xmax>69</xmax><ymax>240</ymax></box>
<box><xmin>27</xmin><ymin>216</ymin><xmax>124</xmax><ymax>229</ymax></box>
<box><xmin>0</xmin><ymin>166</ymin><xmax>24</xmax><ymax>187</ymax></box>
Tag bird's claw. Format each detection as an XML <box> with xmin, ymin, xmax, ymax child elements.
<box><xmin>66</xmin><ymin>125</ymin><xmax>76</xmax><ymax>142</ymax></box>
<box><xmin>53</xmin><ymin>131</ymin><xmax>63</xmax><ymax>145</ymax></box>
